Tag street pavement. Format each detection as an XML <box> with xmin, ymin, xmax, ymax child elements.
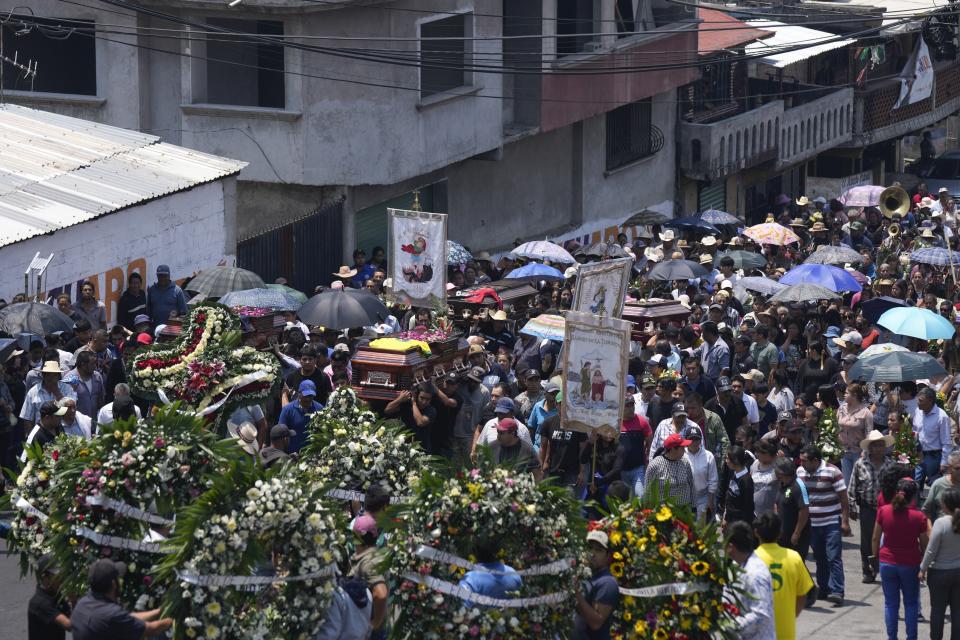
<box><xmin>0</xmin><ymin>519</ymin><xmax>927</xmax><ymax>638</ymax></box>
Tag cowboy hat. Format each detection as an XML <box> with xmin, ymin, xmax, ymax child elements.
<box><xmin>789</xmin><ymin>218</ymin><xmax>807</xmax><ymax>227</ymax></box>
<box><xmin>920</xmin><ymin>197</ymin><xmax>935</xmax><ymax>208</ymax></box>
<box><xmin>701</xmin><ymin>236</ymin><xmax>717</xmax><ymax>247</ymax></box>
<box><xmin>677</xmin><ymin>239</ymin><xmax>689</xmax><ymax>248</ymax></box>
<box><xmin>658</xmin><ymin>229</ymin><xmax>676</xmax><ymax>242</ymax></box>
<box><xmin>810</xmin><ymin>221</ymin><xmax>827</xmax><ymax>233</ymax></box>
<box><xmin>726</xmin><ymin>237</ymin><xmax>743</xmax><ymax>246</ymax></box>
<box><xmin>333</xmin><ymin>265</ymin><xmax>358</xmax><ymax>278</ymax></box>
<box><xmin>699</xmin><ymin>253</ymin><xmax>714</xmax><ymax>265</ymax></box>
<box><xmin>644</xmin><ymin>246</ymin><xmax>664</xmax><ymax>262</ymax></box>
<box><xmin>860</xmin><ymin>429</ymin><xmax>894</xmax><ymax>450</ymax></box>
<box><xmin>796</xmin><ymin>196</ymin><xmax>810</xmax><ymax>206</ymax></box>
<box><xmin>474</xmin><ymin>250</ymin><xmax>492</xmax><ymax>262</ymax></box>
<box><xmin>922</xmin><ymin>228</ymin><xmax>936</xmax><ymax>239</ymax></box>
<box><xmin>489</xmin><ymin>309</ymin><xmax>508</xmax><ymax>321</ymax></box>
<box><xmin>564</xmin><ymin>266</ymin><xmax>578</xmax><ymax>279</ymax></box>
<box><xmin>40</xmin><ymin>360</ymin><xmax>62</xmax><ymax>374</ymax></box>
<box><xmin>228</xmin><ymin>421</ymin><xmax>260</xmax><ymax>456</ymax></box>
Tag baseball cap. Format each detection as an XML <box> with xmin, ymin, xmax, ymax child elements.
<box><xmin>156</xmin><ymin>264</ymin><xmax>171</xmax><ymax>276</ymax></box>
<box><xmin>352</xmin><ymin>513</ymin><xmax>378</xmax><ymax>537</ymax></box>
<box><xmin>641</xmin><ymin>375</ymin><xmax>656</xmax><ymax>388</ymax></box>
<box><xmin>708</xmin><ymin>303</ymin><xmax>723</xmax><ymax>312</ymax></box>
<box><xmin>586</xmin><ymin>530</ymin><xmax>609</xmax><ymax>549</ymax></box>
<box><xmin>672</xmin><ymin>403</ymin><xmax>688</xmax><ymax>417</ymax></box>
<box><xmin>716</xmin><ymin>376</ymin><xmax>732</xmax><ymax>392</ymax></box>
<box><xmin>465</xmin><ymin>366</ymin><xmax>485</xmax><ymax>382</ymax></box>
<box><xmin>543</xmin><ymin>381</ymin><xmax>560</xmax><ymax>394</ymax></box>
<box><xmin>837</xmin><ymin>331</ymin><xmax>863</xmax><ymax>347</ymax></box>
<box><xmin>133</xmin><ymin>314</ymin><xmax>151</xmax><ymax>327</ymax></box>
<box><xmin>822</xmin><ymin>326</ymin><xmax>842</xmax><ymax>339</ymax></box>
<box><xmin>333</xmin><ymin>343</ymin><xmax>351</xmax><ymax>354</ymax></box>
<box><xmin>777</xmin><ymin>410</ymin><xmax>793</xmax><ymax>423</ymax></box>
<box><xmin>298</xmin><ymin>380</ymin><xmax>317</xmax><ymax>397</ymax></box>
<box><xmin>495</xmin><ymin>397</ymin><xmax>516</xmax><ymax>414</ymax></box>
<box><xmin>40</xmin><ymin>401</ymin><xmax>67</xmax><ymax>417</ymax></box>
<box><xmin>136</xmin><ymin>333</ymin><xmax>153</xmax><ymax>345</ymax></box>
<box><xmin>496</xmin><ymin>418</ymin><xmax>518</xmax><ymax>433</ymax></box>
<box><xmin>625</xmin><ymin>374</ymin><xmax>637</xmax><ymax>390</ymax></box>
<box><xmin>270</xmin><ymin>423</ymin><xmax>297</xmax><ymax>440</ymax></box>
<box><xmin>444</xmin><ymin>372</ymin><xmax>461</xmax><ymax>384</ymax></box>
<box><xmin>89</xmin><ymin>559</ymin><xmax>127</xmax><ymax>593</ymax></box>
<box><xmin>746</xmin><ymin>369</ymin><xmax>764</xmax><ymax>384</ymax></box>
<box><xmin>524</xmin><ymin>369</ymin><xmax>542</xmax><ymax>381</ymax></box>
<box><xmin>36</xmin><ymin>553</ymin><xmax>59</xmax><ymax>576</ymax></box>
<box><xmin>664</xmin><ymin>433</ymin><xmax>693</xmax><ymax>449</ymax></box>
<box><xmin>646</xmin><ymin>355</ymin><xmax>666</xmax><ymax>368</ymax></box>
<box><xmin>683</xmin><ymin>425</ymin><xmax>703</xmax><ymax>441</ymax></box>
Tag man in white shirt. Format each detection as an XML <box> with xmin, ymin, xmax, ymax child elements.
<box><xmin>97</xmin><ymin>383</ymin><xmax>143</xmax><ymax>427</ymax></box>
<box><xmin>634</xmin><ymin>375</ymin><xmax>656</xmax><ymax>420</ymax></box>
<box><xmin>473</xmin><ymin>397</ymin><xmax>532</xmax><ymax>452</ymax></box>
<box><xmin>650</xmin><ymin>403</ymin><xmax>699</xmax><ymax>459</ymax></box>
<box><xmin>913</xmin><ymin>387</ymin><xmax>954</xmax><ymax>489</ymax></box>
<box><xmin>732</xmin><ymin>375</ymin><xmax>760</xmax><ymax>428</ymax></box>
<box><xmin>19</xmin><ymin>361</ymin><xmax>76</xmax><ymax>430</ymax></box>
<box><xmin>58</xmin><ymin>397</ymin><xmax>92</xmax><ymax>439</ymax></box>
<box><xmin>726</xmin><ymin>522</ymin><xmax>776</xmax><ymax>640</ymax></box>
<box><xmin>683</xmin><ymin>425</ymin><xmax>718</xmax><ymax>521</ymax></box>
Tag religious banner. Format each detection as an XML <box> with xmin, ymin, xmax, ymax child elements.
<box><xmin>388</xmin><ymin>208</ymin><xmax>447</xmax><ymax>307</ymax></box>
<box><xmin>560</xmin><ymin>311</ymin><xmax>632</xmax><ymax>436</ymax></box>
<box><xmin>571</xmin><ymin>258</ymin><xmax>633</xmax><ymax>318</ymax></box>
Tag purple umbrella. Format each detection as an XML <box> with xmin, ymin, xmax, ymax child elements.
<box><xmin>779</xmin><ymin>264</ymin><xmax>862</xmax><ymax>292</ymax></box>
<box><xmin>838</xmin><ymin>185</ymin><xmax>884</xmax><ymax>207</ymax></box>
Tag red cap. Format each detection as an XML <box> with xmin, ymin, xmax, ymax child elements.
<box><xmin>136</xmin><ymin>333</ymin><xmax>154</xmax><ymax>345</ymax></box>
<box><xmin>496</xmin><ymin>418</ymin><xmax>518</xmax><ymax>433</ymax></box>
<box><xmin>663</xmin><ymin>433</ymin><xmax>692</xmax><ymax>449</ymax></box>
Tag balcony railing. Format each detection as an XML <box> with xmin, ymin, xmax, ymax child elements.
<box><xmin>679</xmin><ymin>101</ymin><xmax>783</xmax><ymax>180</ymax></box>
<box><xmin>777</xmin><ymin>88</ymin><xmax>854</xmax><ymax>168</ymax></box>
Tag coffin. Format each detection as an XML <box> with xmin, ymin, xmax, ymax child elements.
<box><xmin>622</xmin><ymin>300</ymin><xmax>693</xmax><ymax>341</ymax></box>
<box><xmin>351</xmin><ymin>338</ymin><xmax>470</xmax><ymax>401</ymax></box>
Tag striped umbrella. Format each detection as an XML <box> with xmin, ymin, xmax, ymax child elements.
<box><xmin>184</xmin><ymin>267</ymin><xmax>266</xmax><ymax>298</ymax></box>
<box><xmin>909</xmin><ymin>247</ymin><xmax>960</xmax><ymax>267</ymax></box>
<box><xmin>519</xmin><ymin>313</ymin><xmax>565</xmax><ymax>342</ymax></box>
<box><xmin>742</xmin><ymin>223</ymin><xmax>801</xmax><ymax>246</ymax></box>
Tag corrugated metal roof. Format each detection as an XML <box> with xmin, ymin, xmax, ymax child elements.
<box><xmin>0</xmin><ymin>104</ymin><xmax>246</xmax><ymax>248</ymax></box>
<box><xmin>698</xmin><ymin>8</ymin><xmax>772</xmax><ymax>57</ymax></box>
<box><xmin>745</xmin><ymin>20</ymin><xmax>856</xmax><ymax>69</ymax></box>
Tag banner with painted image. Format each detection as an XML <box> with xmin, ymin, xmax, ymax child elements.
<box><xmin>388</xmin><ymin>209</ymin><xmax>447</xmax><ymax>307</ymax></box>
<box><xmin>571</xmin><ymin>258</ymin><xmax>633</xmax><ymax>318</ymax></box>
<box><xmin>561</xmin><ymin>311</ymin><xmax>631</xmax><ymax>436</ymax></box>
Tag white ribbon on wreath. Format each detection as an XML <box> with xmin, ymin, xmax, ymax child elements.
<box><xmin>84</xmin><ymin>494</ymin><xmax>175</xmax><ymax>527</ymax></box>
<box><xmin>15</xmin><ymin>497</ymin><xmax>48</xmax><ymax>521</ymax></box>
<box><xmin>73</xmin><ymin>526</ymin><xmax>170</xmax><ymax>554</ymax></box>
<box><xmin>401</xmin><ymin>572</ymin><xmax>569</xmax><ymax>608</ymax></box>
<box><xmin>618</xmin><ymin>582</ymin><xmax>710</xmax><ymax>597</ymax></box>
<box><xmin>326</xmin><ymin>488</ymin><xmax>409</xmax><ymax>504</ymax></box>
<box><xmin>413</xmin><ymin>545</ymin><xmax>575</xmax><ymax>577</ymax></box>
<box><xmin>156</xmin><ymin>370</ymin><xmax>270</xmax><ymax>416</ymax></box>
<box><xmin>176</xmin><ymin>563</ymin><xmax>338</xmax><ymax>587</ymax></box>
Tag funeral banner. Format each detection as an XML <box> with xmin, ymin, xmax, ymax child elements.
<box><xmin>561</xmin><ymin>311</ymin><xmax>632</xmax><ymax>437</ymax></box>
<box><xmin>388</xmin><ymin>209</ymin><xmax>447</xmax><ymax>307</ymax></box>
<box><xmin>572</xmin><ymin>258</ymin><xmax>633</xmax><ymax>318</ymax></box>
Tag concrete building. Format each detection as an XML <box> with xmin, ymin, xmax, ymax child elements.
<box><xmin>0</xmin><ymin>104</ymin><xmax>245</xmax><ymax>322</ymax></box>
<box><xmin>0</xmin><ymin>0</ymin><xmax>700</xmax><ymax>288</ymax></box>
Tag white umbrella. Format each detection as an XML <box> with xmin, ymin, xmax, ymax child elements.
<box><xmin>512</xmin><ymin>240</ymin><xmax>576</xmax><ymax>265</ymax></box>
<box><xmin>859</xmin><ymin>343</ymin><xmax>910</xmax><ymax>359</ymax></box>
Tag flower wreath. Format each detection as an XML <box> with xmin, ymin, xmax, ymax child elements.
<box><xmin>815</xmin><ymin>406</ymin><xmax>842</xmax><ymax>463</ymax></box>
<box><xmin>6</xmin><ymin>435</ymin><xmax>90</xmax><ymax>573</ymax></box>
<box><xmin>157</xmin><ymin>465</ymin><xmax>348</xmax><ymax>640</ymax></box>
<box><xmin>385</xmin><ymin>457</ymin><xmax>584</xmax><ymax>639</ymax></box>
<box><xmin>591</xmin><ymin>491</ymin><xmax>744</xmax><ymax>639</ymax></box>
<box><xmin>47</xmin><ymin>408</ymin><xmax>232</xmax><ymax>608</ymax></box>
<box><xmin>128</xmin><ymin>302</ymin><xmax>281</xmax><ymax>430</ymax></box>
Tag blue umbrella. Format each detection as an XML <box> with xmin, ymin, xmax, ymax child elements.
<box><xmin>698</xmin><ymin>209</ymin><xmax>742</xmax><ymax>225</ymax></box>
<box><xmin>878</xmin><ymin>307</ymin><xmax>955</xmax><ymax>340</ymax></box>
<box><xmin>779</xmin><ymin>264</ymin><xmax>862</xmax><ymax>293</ymax></box>
<box><xmin>219</xmin><ymin>287</ymin><xmax>303</xmax><ymax>311</ymax></box>
<box><xmin>505</xmin><ymin>263</ymin><xmax>564</xmax><ymax>282</ymax></box>
<box><xmin>909</xmin><ymin>247</ymin><xmax>960</xmax><ymax>267</ymax></box>
<box><xmin>663</xmin><ymin>216</ymin><xmax>721</xmax><ymax>234</ymax></box>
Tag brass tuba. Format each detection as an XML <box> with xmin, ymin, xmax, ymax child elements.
<box><xmin>888</xmin><ymin>223</ymin><xmax>901</xmax><ymax>237</ymax></box>
<box><xmin>879</xmin><ymin>185</ymin><xmax>910</xmax><ymax>219</ymax></box>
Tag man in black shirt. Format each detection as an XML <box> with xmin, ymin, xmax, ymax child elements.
<box><xmin>28</xmin><ymin>554</ymin><xmax>70</xmax><ymax>640</ymax></box>
<box><xmin>283</xmin><ymin>344</ymin><xmax>333</xmax><ymax>405</ymax></box>
<box><xmin>645</xmin><ymin>376</ymin><xmax>679</xmax><ymax>430</ymax></box>
<box><xmin>24</xmin><ymin>402</ymin><xmax>66</xmax><ymax>455</ymax></box>
<box><xmin>775</xmin><ymin>457</ymin><xmax>811</xmax><ymax>557</ymax></box>
<box><xmin>539</xmin><ymin>393</ymin><xmax>587</xmax><ymax>490</ymax></box>
<box><xmin>430</xmin><ymin>373</ymin><xmax>462</xmax><ymax>457</ymax></box>
<box><xmin>384</xmin><ymin>384</ymin><xmax>437</xmax><ymax>452</ymax></box>
<box><xmin>705</xmin><ymin>377</ymin><xmax>748</xmax><ymax>442</ymax></box>
<box><xmin>71</xmin><ymin>559</ymin><xmax>172</xmax><ymax>640</ymax></box>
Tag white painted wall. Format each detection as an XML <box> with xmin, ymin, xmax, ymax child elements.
<box><xmin>0</xmin><ymin>180</ymin><xmax>234</xmax><ymax>324</ymax></box>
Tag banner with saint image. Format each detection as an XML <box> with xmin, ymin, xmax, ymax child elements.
<box><xmin>388</xmin><ymin>209</ymin><xmax>447</xmax><ymax>307</ymax></box>
<box><xmin>561</xmin><ymin>311</ymin><xmax>632</xmax><ymax>437</ymax></box>
<box><xmin>571</xmin><ymin>258</ymin><xmax>633</xmax><ymax>318</ymax></box>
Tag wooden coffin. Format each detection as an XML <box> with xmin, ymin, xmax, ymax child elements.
<box><xmin>622</xmin><ymin>300</ymin><xmax>693</xmax><ymax>341</ymax></box>
<box><xmin>351</xmin><ymin>338</ymin><xmax>470</xmax><ymax>401</ymax></box>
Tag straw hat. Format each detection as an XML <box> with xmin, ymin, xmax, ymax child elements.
<box><xmin>796</xmin><ymin>196</ymin><xmax>810</xmax><ymax>206</ymax></box>
<box><xmin>677</xmin><ymin>239</ymin><xmax>689</xmax><ymax>249</ymax></box>
<box><xmin>474</xmin><ymin>250</ymin><xmax>492</xmax><ymax>262</ymax></box>
<box><xmin>644</xmin><ymin>247</ymin><xmax>664</xmax><ymax>262</ymax></box>
<box><xmin>726</xmin><ymin>237</ymin><xmax>743</xmax><ymax>247</ymax></box>
<box><xmin>922</xmin><ymin>228</ymin><xmax>936</xmax><ymax>239</ymax></box>
<box><xmin>333</xmin><ymin>265</ymin><xmax>357</xmax><ymax>278</ymax></box>
<box><xmin>859</xmin><ymin>429</ymin><xmax>894</xmax><ymax>451</ymax></box>
<box><xmin>490</xmin><ymin>309</ymin><xmax>508</xmax><ymax>321</ymax></box>
<box><xmin>40</xmin><ymin>361</ymin><xmax>61</xmax><ymax>374</ymax></box>
<box><xmin>789</xmin><ymin>218</ymin><xmax>807</xmax><ymax>228</ymax></box>
<box><xmin>810</xmin><ymin>221</ymin><xmax>827</xmax><ymax>233</ymax></box>
<box><xmin>701</xmin><ymin>236</ymin><xmax>717</xmax><ymax>247</ymax></box>
<box><xmin>228</xmin><ymin>421</ymin><xmax>260</xmax><ymax>456</ymax></box>
<box><xmin>699</xmin><ymin>254</ymin><xmax>714</xmax><ymax>265</ymax></box>
<box><xmin>658</xmin><ymin>229</ymin><xmax>676</xmax><ymax>242</ymax></box>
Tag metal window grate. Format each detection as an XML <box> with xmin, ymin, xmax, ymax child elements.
<box><xmin>605</xmin><ymin>99</ymin><xmax>663</xmax><ymax>171</ymax></box>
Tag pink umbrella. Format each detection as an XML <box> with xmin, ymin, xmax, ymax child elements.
<box><xmin>838</xmin><ymin>185</ymin><xmax>884</xmax><ymax>207</ymax></box>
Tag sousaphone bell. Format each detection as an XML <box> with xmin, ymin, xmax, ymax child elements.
<box><xmin>879</xmin><ymin>185</ymin><xmax>910</xmax><ymax>219</ymax></box>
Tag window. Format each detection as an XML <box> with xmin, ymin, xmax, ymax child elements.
<box><xmin>1</xmin><ymin>16</ymin><xmax>96</xmax><ymax>95</ymax></box>
<box><xmin>206</xmin><ymin>18</ymin><xmax>285</xmax><ymax>108</ymax></box>
<box><xmin>605</xmin><ymin>99</ymin><xmax>656</xmax><ymax>171</ymax></box>
<box><xmin>419</xmin><ymin>14</ymin><xmax>470</xmax><ymax>99</ymax></box>
<box><xmin>557</xmin><ymin>0</ymin><xmax>596</xmax><ymax>56</ymax></box>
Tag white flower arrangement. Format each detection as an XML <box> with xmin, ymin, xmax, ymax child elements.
<box><xmin>159</xmin><ymin>470</ymin><xmax>348</xmax><ymax>640</ymax></box>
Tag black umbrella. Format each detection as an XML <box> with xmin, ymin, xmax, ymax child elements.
<box><xmin>185</xmin><ymin>267</ymin><xmax>266</xmax><ymax>298</ymax></box>
<box><xmin>0</xmin><ymin>338</ymin><xmax>20</xmax><ymax>362</ymax></box>
<box><xmin>647</xmin><ymin>259</ymin><xmax>709</xmax><ymax>281</ymax></box>
<box><xmin>848</xmin><ymin>351</ymin><xmax>946</xmax><ymax>383</ymax></box>
<box><xmin>582</xmin><ymin>242</ymin><xmax>631</xmax><ymax>259</ymax></box>
<box><xmin>714</xmin><ymin>250</ymin><xmax>767</xmax><ymax>270</ymax></box>
<box><xmin>663</xmin><ymin>216</ymin><xmax>722</xmax><ymax>235</ymax></box>
<box><xmin>298</xmin><ymin>289</ymin><xmax>390</xmax><ymax>329</ymax></box>
<box><xmin>0</xmin><ymin>302</ymin><xmax>75</xmax><ymax>335</ymax></box>
<box><xmin>623</xmin><ymin>209</ymin><xmax>670</xmax><ymax>226</ymax></box>
<box><xmin>861</xmin><ymin>296</ymin><xmax>907</xmax><ymax>325</ymax></box>
<box><xmin>768</xmin><ymin>284</ymin><xmax>840</xmax><ymax>303</ymax></box>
